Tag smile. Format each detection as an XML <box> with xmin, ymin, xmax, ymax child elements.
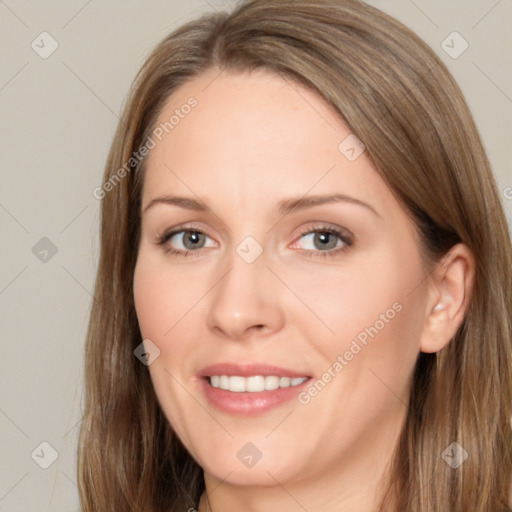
<box><xmin>209</xmin><ymin>375</ymin><xmax>308</xmax><ymax>392</ymax></box>
<box><xmin>198</xmin><ymin>363</ymin><xmax>312</xmax><ymax>415</ymax></box>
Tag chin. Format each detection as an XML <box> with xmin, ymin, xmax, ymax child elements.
<box><xmin>196</xmin><ymin>443</ymin><xmax>308</xmax><ymax>487</ymax></box>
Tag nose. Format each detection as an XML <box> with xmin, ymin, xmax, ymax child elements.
<box><xmin>206</xmin><ymin>245</ymin><xmax>285</xmax><ymax>341</ymax></box>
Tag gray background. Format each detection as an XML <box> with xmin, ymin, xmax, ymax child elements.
<box><xmin>0</xmin><ymin>1</ymin><xmax>510</xmax><ymax>510</ymax></box>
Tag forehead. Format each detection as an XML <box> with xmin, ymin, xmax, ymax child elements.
<box><xmin>141</xmin><ymin>67</ymin><xmax>391</xmax><ymax>213</ymax></box>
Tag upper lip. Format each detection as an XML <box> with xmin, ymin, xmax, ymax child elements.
<box><xmin>198</xmin><ymin>363</ymin><xmax>310</xmax><ymax>379</ymax></box>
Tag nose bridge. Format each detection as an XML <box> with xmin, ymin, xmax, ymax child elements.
<box><xmin>206</xmin><ymin>236</ymin><xmax>284</xmax><ymax>339</ymax></box>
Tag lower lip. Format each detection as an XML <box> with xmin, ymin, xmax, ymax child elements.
<box><xmin>199</xmin><ymin>378</ymin><xmax>310</xmax><ymax>416</ymax></box>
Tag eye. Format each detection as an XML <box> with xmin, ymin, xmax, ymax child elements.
<box><xmin>292</xmin><ymin>225</ymin><xmax>354</xmax><ymax>258</ymax></box>
<box><xmin>157</xmin><ymin>227</ymin><xmax>216</xmax><ymax>256</ymax></box>
<box><xmin>156</xmin><ymin>223</ymin><xmax>354</xmax><ymax>258</ymax></box>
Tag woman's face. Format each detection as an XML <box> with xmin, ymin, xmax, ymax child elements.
<box><xmin>133</xmin><ymin>68</ymin><xmax>431</xmax><ymax>491</ymax></box>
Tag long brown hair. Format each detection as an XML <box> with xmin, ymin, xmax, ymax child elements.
<box><xmin>78</xmin><ymin>0</ymin><xmax>512</xmax><ymax>510</ymax></box>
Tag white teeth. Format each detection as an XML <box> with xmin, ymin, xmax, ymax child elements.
<box><xmin>209</xmin><ymin>375</ymin><xmax>308</xmax><ymax>392</ymax></box>
<box><xmin>279</xmin><ymin>377</ymin><xmax>291</xmax><ymax>387</ymax></box>
<box><xmin>229</xmin><ymin>376</ymin><xmax>246</xmax><ymax>392</ymax></box>
<box><xmin>264</xmin><ymin>375</ymin><xmax>280</xmax><ymax>391</ymax></box>
<box><xmin>246</xmin><ymin>376</ymin><xmax>265</xmax><ymax>392</ymax></box>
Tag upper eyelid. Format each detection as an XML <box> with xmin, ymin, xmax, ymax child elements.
<box><xmin>162</xmin><ymin>222</ymin><xmax>349</xmax><ymax>236</ymax></box>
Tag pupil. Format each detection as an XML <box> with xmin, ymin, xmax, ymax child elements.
<box><xmin>315</xmin><ymin>232</ymin><xmax>336</xmax><ymax>250</ymax></box>
<box><xmin>184</xmin><ymin>231</ymin><xmax>203</xmax><ymax>249</ymax></box>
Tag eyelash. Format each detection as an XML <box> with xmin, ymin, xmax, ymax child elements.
<box><xmin>156</xmin><ymin>223</ymin><xmax>354</xmax><ymax>259</ymax></box>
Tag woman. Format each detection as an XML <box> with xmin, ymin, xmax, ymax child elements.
<box><xmin>78</xmin><ymin>0</ymin><xmax>512</xmax><ymax>511</ymax></box>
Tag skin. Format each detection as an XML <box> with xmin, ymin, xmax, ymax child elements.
<box><xmin>133</xmin><ymin>67</ymin><xmax>474</xmax><ymax>512</ymax></box>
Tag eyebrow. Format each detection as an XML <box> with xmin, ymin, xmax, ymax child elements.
<box><xmin>277</xmin><ymin>193</ymin><xmax>380</xmax><ymax>218</ymax></box>
<box><xmin>142</xmin><ymin>193</ymin><xmax>380</xmax><ymax>218</ymax></box>
<box><xmin>143</xmin><ymin>195</ymin><xmax>208</xmax><ymax>214</ymax></box>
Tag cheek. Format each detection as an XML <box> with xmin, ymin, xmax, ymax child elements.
<box><xmin>327</xmin><ymin>246</ymin><xmax>426</xmax><ymax>402</ymax></box>
<box><xmin>133</xmin><ymin>267</ymin><xmax>168</xmax><ymax>341</ymax></box>
<box><xmin>133</xmin><ymin>256</ymin><xmax>202</xmax><ymax>445</ymax></box>
<box><xmin>298</xmin><ymin>245</ymin><xmax>423</xmax><ymax>355</ymax></box>
<box><xmin>133</xmin><ymin>251</ymin><xmax>209</xmax><ymax>386</ymax></box>
<box><xmin>297</xmin><ymin>244</ymin><xmax>426</xmax><ymax>417</ymax></box>
<box><xmin>133</xmin><ymin>252</ymin><xmax>199</xmax><ymax>341</ymax></box>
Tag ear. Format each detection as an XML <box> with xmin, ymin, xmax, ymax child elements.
<box><xmin>419</xmin><ymin>243</ymin><xmax>475</xmax><ymax>354</ymax></box>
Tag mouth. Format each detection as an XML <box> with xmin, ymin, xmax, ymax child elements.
<box><xmin>198</xmin><ymin>363</ymin><xmax>312</xmax><ymax>415</ymax></box>
<box><xmin>208</xmin><ymin>375</ymin><xmax>308</xmax><ymax>392</ymax></box>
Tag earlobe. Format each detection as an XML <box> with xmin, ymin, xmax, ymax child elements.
<box><xmin>419</xmin><ymin>243</ymin><xmax>475</xmax><ymax>354</ymax></box>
